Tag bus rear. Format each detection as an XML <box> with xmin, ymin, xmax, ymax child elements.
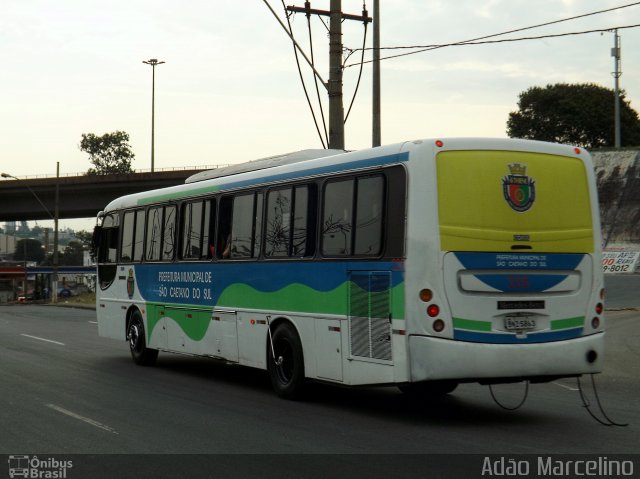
<box><xmin>405</xmin><ymin>139</ymin><xmax>604</xmax><ymax>385</ymax></box>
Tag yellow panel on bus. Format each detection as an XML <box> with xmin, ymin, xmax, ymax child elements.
<box><xmin>436</xmin><ymin>150</ymin><xmax>594</xmax><ymax>253</ymax></box>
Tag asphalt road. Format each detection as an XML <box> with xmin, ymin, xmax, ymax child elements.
<box><xmin>604</xmin><ymin>273</ymin><xmax>640</xmax><ymax>309</ymax></box>
<box><xmin>0</xmin><ymin>298</ymin><xmax>638</xmax><ymax>477</ymax></box>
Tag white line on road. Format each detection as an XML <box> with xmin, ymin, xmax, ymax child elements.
<box><xmin>88</xmin><ymin>321</ymin><xmax>98</xmax><ymax>324</ymax></box>
<box><xmin>20</xmin><ymin>334</ymin><xmax>65</xmax><ymax>346</ymax></box>
<box><xmin>46</xmin><ymin>403</ymin><xmax>118</xmax><ymax>435</ymax></box>
<box><xmin>552</xmin><ymin>381</ymin><xmax>579</xmax><ymax>392</ymax></box>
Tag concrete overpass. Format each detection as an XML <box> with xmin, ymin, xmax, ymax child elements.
<box><xmin>0</xmin><ymin>168</ymin><xmax>214</xmax><ymax>221</ymax></box>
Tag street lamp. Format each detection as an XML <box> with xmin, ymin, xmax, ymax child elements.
<box><xmin>1</xmin><ymin>173</ymin><xmax>53</xmax><ymax>219</ymax></box>
<box><xmin>1</xmin><ymin>167</ymin><xmax>60</xmax><ymax>303</ymax></box>
<box><xmin>142</xmin><ymin>58</ymin><xmax>165</xmax><ymax>172</ymax></box>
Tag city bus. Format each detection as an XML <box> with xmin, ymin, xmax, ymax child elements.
<box><xmin>93</xmin><ymin>137</ymin><xmax>605</xmax><ymax>399</ymax></box>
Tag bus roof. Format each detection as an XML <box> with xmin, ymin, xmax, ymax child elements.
<box><xmin>185</xmin><ymin>149</ymin><xmax>345</xmax><ymax>184</ymax></box>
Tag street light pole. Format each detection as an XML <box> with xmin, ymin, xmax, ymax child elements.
<box><xmin>142</xmin><ymin>58</ymin><xmax>165</xmax><ymax>172</ymax></box>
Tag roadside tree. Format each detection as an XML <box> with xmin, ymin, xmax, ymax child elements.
<box><xmin>80</xmin><ymin>131</ymin><xmax>135</xmax><ymax>175</ymax></box>
<box><xmin>507</xmin><ymin>83</ymin><xmax>640</xmax><ymax>148</ymax></box>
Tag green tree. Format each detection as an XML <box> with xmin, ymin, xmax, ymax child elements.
<box><xmin>507</xmin><ymin>83</ymin><xmax>640</xmax><ymax>148</ymax></box>
<box><xmin>13</xmin><ymin>238</ymin><xmax>45</xmax><ymax>264</ymax></box>
<box><xmin>59</xmin><ymin>240</ymin><xmax>85</xmax><ymax>266</ymax></box>
<box><xmin>80</xmin><ymin>131</ymin><xmax>135</xmax><ymax>175</ymax></box>
<box><xmin>74</xmin><ymin>230</ymin><xmax>94</xmax><ymax>249</ymax></box>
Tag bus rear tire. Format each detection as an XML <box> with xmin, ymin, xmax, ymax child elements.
<box><xmin>128</xmin><ymin>311</ymin><xmax>158</xmax><ymax>366</ymax></box>
<box><xmin>399</xmin><ymin>380</ymin><xmax>458</xmax><ymax>398</ymax></box>
<box><xmin>268</xmin><ymin>323</ymin><xmax>305</xmax><ymax>399</ymax></box>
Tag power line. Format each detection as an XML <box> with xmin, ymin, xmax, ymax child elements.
<box><xmin>280</xmin><ymin>0</ymin><xmax>327</xmax><ymax>148</ymax></box>
<box><xmin>344</xmin><ymin>21</ymin><xmax>368</xmax><ymax>124</ymax></box>
<box><xmin>307</xmin><ymin>9</ymin><xmax>329</xmax><ymax>145</ymax></box>
<box><xmin>345</xmin><ymin>23</ymin><xmax>640</xmax><ymax>68</ymax></box>
<box><xmin>344</xmin><ymin>1</ymin><xmax>640</xmax><ymax>67</ymax></box>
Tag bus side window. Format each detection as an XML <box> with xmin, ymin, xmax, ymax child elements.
<box><xmin>231</xmin><ymin>194</ymin><xmax>255</xmax><ymax>258</ymax></box>
<box><xmin>321</xmin><ymin>175</ymin><xmax>384</xmax><ymax>257</ymax></box>
<box><xmin>265</xmin><ymin>184</ymin><xmax>315</xmax><ymax>258</ymax></box>
<box><xmin>162</xmin><ymin>205</ymin><xmax>177</xmax><ymax>261</ymax></box>
<box><xmin>120</xmin><ymin>211</ymin><xmax>135</xmax><ymax>262</ymax></box>
<box><xmin>217</xmin><ymin>197</ymin><xmax>233</xmax><ymax>259</ymax></box>
<box><xmin>322</xmin><ymin>179</ymin><xmax>354</xmax><ymax>256</ymax></box>
<box><xmin>181</xmin><ymin>199</ymin><xmax>215</xmax><ymax>260</ymax></box>
<box><xmin>218</xmin><ymin>193</ymin><xmax>262</xmax><ymax>259</ymax></box>
<box><xmin>146</xmin><ymin>207</ymin><xmax>163</xmax><ymax>261</ymax></box>
<box><xmin>133</xmin><ymin>209</ymin><xmax>146</xmax><ymax>261</ymax></box>
<box><xmin>354</xmin><ymin>176</ymin><xmax>384</xmax><ymax>255</ymax></box>
<box><xmin>265</xmin><ymin>187</ymin><xmax>292</xmax><ymax>257</ymax></box>
<box><xmin>203</xmin><ymin>199</ymin><xmax>215</xmax><ymax>259</ymax></box>
<box><xmin>98</xmin><ymin>213</ymin><xmax>120</xmax><ymax>264</ymax></box>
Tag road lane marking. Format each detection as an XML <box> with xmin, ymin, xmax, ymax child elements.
<box><xmin>46</xmin><ymin>404</ymin><xmax>118</xmax><ymax>435</ymax></box>
<box><xmin>20</xmin><ymin>334</ymin><xmax>65</xmax><ymax>346</ymax></box>
<box><xmin>552</xmin><ymin>381</ymin><xmax>579</xmax><ymax>391</ymax></box>
<box><xmin>88</xmin><ymin>321</ymin><xmax>98</xmax><ymax>324</ymax></box>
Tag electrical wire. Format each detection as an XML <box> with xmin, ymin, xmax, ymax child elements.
<box><xmin>345</xmin><ymin>23</ymin><xmax>640</xmax><ymax>68</ymax></box>
<box><xmin>344</xmin><ymin>21</ymin><xmax>368</xmax><ymax>125</ymax></box>
<box><xmin>307</xmin><ymin>10</ymin><xmax>329</xmax><ymax>146</ymax></box>
<box><xmin>344</xmin><ymin>1</ymin><xmax>640</xmax><ymax>67</ymax></box>
<box><xmin>281</xmin><ymin>0</ymin><xmax>327</xmax><ymax>149</ymax></box>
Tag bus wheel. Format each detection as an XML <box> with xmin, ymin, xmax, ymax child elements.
<box><xmin>127</xmin><ymin>311</ymin><xmax>158</xmax><ymax>366</ymax></box>
<box><xmin>399</xmin><ymin>380</ymin><xmax>458</xmax><ymax>398</ymax></box>
<box><xmin>268</xmin><ymin>323</ymin><xmax>305</xmax><ymax>399</ymax></box>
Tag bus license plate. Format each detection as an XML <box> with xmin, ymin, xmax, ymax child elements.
<box><xmin>504</xmin><ymin>316</ymin><xmax>536</xmax><ymax>331</ymax></box>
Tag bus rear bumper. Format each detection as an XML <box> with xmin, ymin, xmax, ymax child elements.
<box><xmin>408</xmin><ymin>333</ymin><xmax>604</xmax><ymax>383</ymax></box>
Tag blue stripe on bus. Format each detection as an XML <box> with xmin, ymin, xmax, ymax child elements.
<box><xmin>217</xmin><ymin>152</ymin><xmax>409</xmax><ymax>191</ymax></box>
<box><xmin>453</xmin><ymin>327</ymin><xmax>583</xmax><ymax>344</ymax></box>
<box><xmin>134</xmin><ymin>260</ymin><xmax>404</xmax><ymax>306</ymax></box>
<box><xmin>454</xmin><ymin>252</ymin><xmax>584</xmax><ymax>271</ymax></box>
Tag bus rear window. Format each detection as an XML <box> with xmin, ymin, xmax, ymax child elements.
<box><xmin>437</xmin><ymin>150</ymin><xmax>594</xmax><ymax>253</ymax></box>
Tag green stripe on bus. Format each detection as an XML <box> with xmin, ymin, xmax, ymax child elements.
<box><xmin>550</xmin><ymin>316</ymin><xmax>584</xmax><ymax>330</ymax></box>
<box><xmin>137</xmin><ymin>184</ymin><xmax>220</xmax><ymax>205</ymax></box>
<box><xmin>217</xmin><ymin>282</ymin><xmax>405</xmax><ymax>319</ymax></box>
<box><xmin>452</xmin><ymin>317</ymin><xmax>492</xmax><ymax>331</ymax></box>
<box><xmin>146</xmin><ymin>281</ymin><xmax>406</xmax><ymax>341</ymax></box>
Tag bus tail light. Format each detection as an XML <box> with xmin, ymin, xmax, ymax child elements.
<box><xmin>433</xmin><ymin>319</ymin><xmax>445</xmax><ymax>332</ymax></box>
<box><xmin>595</xmin><ymin>303</ymin><xmax>604</xmax><ymax>315</ymax></box>
<box><xmin>600</xmin><ymin>288</ymin><xmax>605</xmax><ymax>300</ymax></box>
<box><xmin>419</xmin><ymin>289</ymin><xmax>433</xmax><ymax>302</ymax></box>
<box><xmin>427</xmin><ymin>304</ymin><xmax>440</xmax><ymax>317</ymax></box>
<box><xmin>591</xmin><ymin>317</ymin><xmax>600</xmax><ymax>329</ymax></box>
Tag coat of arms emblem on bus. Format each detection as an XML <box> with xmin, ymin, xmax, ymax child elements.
<box><xmin>126</xmin><ymin>268</ymin><xmax>135</xmax><ymax>299</ymax></box>
<box><xmin>502</xmin><ymin>162</ymin><xmax>535</xmax><ymax>212</ymax></box>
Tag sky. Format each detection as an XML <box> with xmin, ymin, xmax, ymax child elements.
<box><xmin>1</xmin><ymin>0</ymin><xmax>639</xmax><ymax>232</ymax></box>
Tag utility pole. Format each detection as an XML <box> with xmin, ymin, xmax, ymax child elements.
<box><xmin>372</xmin><ymin>0</ymin><xmax>381</xmax><ymax>147</ymax></box>
<box><xmin>284</xmin><ymin>2</ymin><xmax>371</xmax><ymax>150</ymax></box>
<box><xmin>53</xmin><ymin>161</ymin><xmax>59</xmax><ymax>304</ymax></box>
<box><xmin>611</xmin><ymin>30</ymin><xmax>622</xmax><ymax>148</ymax></box>
<box><xmin>328</xmin><ymin>0</ymin><xmax>345</xmax><ymax>150</ymax></box>
<box><xmin>143</xmin><ymin>58</ymin><xmax>165</xmax><ymax>172</ymax></box>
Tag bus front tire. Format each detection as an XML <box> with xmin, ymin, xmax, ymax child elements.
<box><xmin>128</xmin><ymin>312</ymin><xmax>158</xmax><ymax>366</ymax></box>
<box><xmin>268</xmin><ymin>323</ymin><xmax>305</xmax><ymax>399</ymax></box>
